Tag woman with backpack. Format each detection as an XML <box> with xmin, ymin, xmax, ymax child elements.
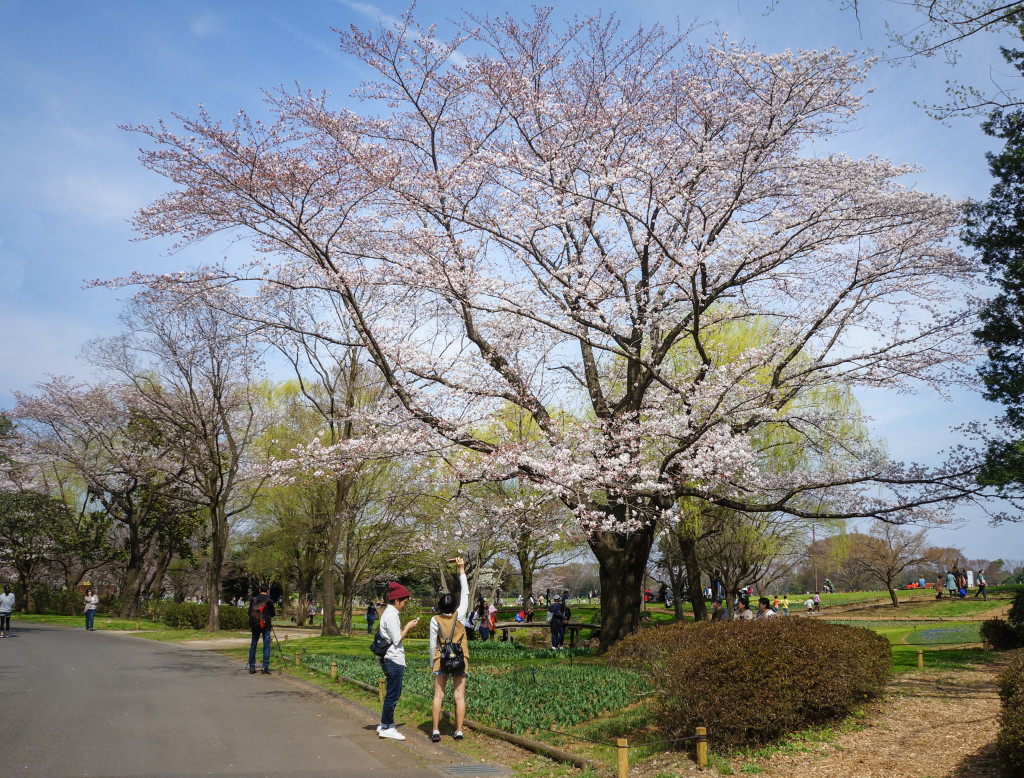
<box><xmin>429</xmin><ymin>557</ymin><xmax>469</xmax><ymax>742</ymax></box>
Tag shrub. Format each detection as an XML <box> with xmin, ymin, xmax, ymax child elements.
<box><xmin>611</xmin><ymin>617</ymin><xmax>891</xmax><ymax>748</ymax></box>
<box><xmin>1008</xmin><ymin>590</ymin><xmax>1024</xmax><ymax>627</ymax></box>
<box><xmin>401</xmin><ymin>606</ymin><xmax>431</xmax><ymax>639</ymax></box>
<box><xmin>981</xmin><ymin>618</ymin><xmax>1024</xmax><ymax>650</ymax></box>
<box><xmin>997</xmin><ymin>650</ymin><xmax>1024</xmax><ymax>774</ymax></box>
<box><xmin>162</xmin><ymin>602</ymin><xmax>248</xmax><ymax>630</ymax></box>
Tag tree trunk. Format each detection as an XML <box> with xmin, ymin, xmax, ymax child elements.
<box><xmin>120</xmin><ymin>565</ymin><xmax>143</xmax><ymax>619</ymax></box>
<box><xmin>682</xmin><ymin>536</ymin><xmax>708</xmax><ymax>622</ymax></box>
<box><xmin>319</xmin><ymin>478</ymin><xmax>348</xmax><ymax>636</ymax></box>
<box><xmin>205</xmin><ymin>509</ymin><xmax>228</xmax><ymax>631</ymax></box>
<box><xmin>146</xmin><ymin>548</ymin><xmax>172</xmax><ymax>600</ymax></box>
<box><xmin>119</xmin><ymin>521</ymin><xmax>145</xmax><ymax>618</ymax></box>
<box><xmin>338</xmin><ymin>569</ymin><xmax>358</xmax><ymax>635</ymax></box>
<box><xmin>666</xmin><ymin>562</ymin><xmax>686</xmax><ymax>621</ymax></box>
<box><xmin>888</xmin><ymin>585</ymin><xmax>899</xmax><ymax>608</ymax></box>
<box><xmin>588</xmin><ymin>522</ymin><xmax>657</xmax><ymax>651</ymax></box>
<box><xmin>519</xmin><ymin>557</ymin><xmax>534</xmax><ymax>612</ymax></box>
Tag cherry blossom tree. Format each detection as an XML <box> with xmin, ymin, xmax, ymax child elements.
<box><xmin>125</xmin><ymin>9</ymin><xmax>992</xmax><ymax>647</ymax></box>
<box><xmin>86</xmin><ymin>288</ymin><xmax>270</xmax><ymax>630</ymax></box>
<box><xmin>12</xmin><ymin>377</ymin><xmax>194</xmax><ymax>617</ymax></box>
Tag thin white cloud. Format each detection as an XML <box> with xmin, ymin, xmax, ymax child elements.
<box><xmin>189</xmin><ymin>11</ymin><xmax>221</xmax><ymax>39</ymax></box>
<box><xmin>331</xmin><ymin>0</ymin><xmax>468</xmax><ymax>67</ymax></box>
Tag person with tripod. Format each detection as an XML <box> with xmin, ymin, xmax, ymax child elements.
<box><xmin>248</xmin><ymin>584</ymin><xmax>276</xmax><ymax>675</ymax></box>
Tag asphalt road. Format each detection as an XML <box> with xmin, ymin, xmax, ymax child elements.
<box><xmin>0</xmin><ymin>622</ymin><xmax>453</xmax><ymax>777</ymax></box>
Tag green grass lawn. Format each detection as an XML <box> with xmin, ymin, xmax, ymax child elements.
<box><xmin>10</xmin><ymin>612</ymin><xmax>165</xmax><ymax>631</ymax></box>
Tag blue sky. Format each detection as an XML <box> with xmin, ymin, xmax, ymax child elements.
<box><xmin>1</xmin><ymin>0</ymin><xmax>1022</xmax><ymax>560</ymax></box>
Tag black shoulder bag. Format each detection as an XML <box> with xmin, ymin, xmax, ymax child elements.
<box><xmin>370</xmin><ymin>627</ymin><xmax>392</xmax><ymax>658</ymax></box>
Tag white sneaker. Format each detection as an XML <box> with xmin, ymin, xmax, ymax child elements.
<box><xmin>376</xmin><ymin>724</ymin><xmax>384</xmax><ymax>733</ymax></box>
<box><xmin>378</xmin><ymin>727</ymin><xmax>406</xmax><ymax>741</ymax></box>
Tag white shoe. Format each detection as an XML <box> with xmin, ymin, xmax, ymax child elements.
<box><xmin>379</xmin><ymin>727</ymin><xmax>406</xmax><ymax>741</ymax></box>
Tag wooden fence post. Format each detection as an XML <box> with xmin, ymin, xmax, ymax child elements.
<box><xmin>616</xmin><ymin>738</ymin><xmax>628</xmax><ymax>778</ymax></box>
<box><xmin>917</xmin><ymin>649</ymin><xmax>924</xmax><ymax>668</ymax></box>
<box><xmin>696</xmin><ymin>726</ymin><xmax>708</xmax><ymax>768</ymax></box>
<box><xmin>330</xmin><ymin>661</ymin><xmax>337</xmax><ymax>681</ymax></box>
<box><xmin>294</xmin><ymin>652</ymin><xmax>300</xmax><ymax>667</ymax></box>
<box><xmin>378</xmin><ymin>678</ymin><xmax>386</xmax><ymax>703</ymax></box>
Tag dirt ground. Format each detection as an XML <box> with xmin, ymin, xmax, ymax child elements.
<box><xmin>760</xmin><ymin>660</ymin><xmax>1009</xmax><ymax>778</ymax></box>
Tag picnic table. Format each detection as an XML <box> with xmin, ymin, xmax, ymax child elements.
<box><xmin>492</xmin><ymin>621</ymin><xmax>600</xmax><ymax>647</ymax></box>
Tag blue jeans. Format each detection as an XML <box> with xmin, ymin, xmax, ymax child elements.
<box><xmin>85</xmin><ymin>610</ymin><xmax>95</xmax><ymax>630</ymax></box>
<box><xmin>367</xmin><ymin>618</ymin><xmax>375</xmax><ymax>634</ymax></box>
<box><xmin>478</xmin><ymin>626</ymin><xmax>490</xmax><ymax>642</ymax></box>
<box><xmin>551</xmin><ymin>620</ymin><xmax>565</xmax><ymax>648</ymax></box>
<box><xmin>249</xmin><ymin>626</ymin><xmax>272</xmax><ymax>669</ymax></box>
<box><xmin>380</xmin><ymin>658</ymin><xmax>405</xmax><ymax>728</ymax></box>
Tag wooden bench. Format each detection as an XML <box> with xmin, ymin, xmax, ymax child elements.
<box><xmin>492</xmin><ymin>621</ymin><xmax>601</xmax><ymax>647</ymax></box>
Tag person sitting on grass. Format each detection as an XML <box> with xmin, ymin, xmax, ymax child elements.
<box><xmin>756</xmin><ymin>597</ymin><xmax>777</xmax><ymax>618</ymax></box>
<box><xmin>429</xmin><ymin>557</ymin><xmax>469</xmax><ymax>743</ymax></box>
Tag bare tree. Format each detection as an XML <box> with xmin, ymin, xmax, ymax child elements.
<box><xmin>844</xmin><ymin>522</ymin><xmax>937</xmax><ymax>607</ymax></box>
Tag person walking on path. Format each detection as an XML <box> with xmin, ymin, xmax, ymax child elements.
<box><xmin>377</xmin><ymin>581</ymin><xmax>419</xmax><ymax>741</ymax></box>
<box><xmin>247</xmin><ymin>584</ymin><xmax>276</xmax><ymax>675</ymax></box>
<box><xmin>428</xmin><ymin>557</ymin><xmax>469</xmax><ymax>743</ymax></box>
<box><xmin>812</xmin><ymin>591</ymin><xmax>821</xmax><ymax>612</ymax></box>
<box><xmin>474</xmin><ymin>602</ymin><xmax>490</xmax><ymax>642</ymax></box>
<box><xmin>975</xmin><ymin>572</ymin><xmax>988</xmax><ymax>600</ymax></box>
<box><xmin>365</xmin><ymin>602</ymin><xmax>378</xmax><ymax>634</ymax></box>
<box><xmin>781</xmin><ymin>595</ymin><xmax>790</xmax><ymax>616</ymax></box>
<box><xmin>83</xmin><ymin>588</ymin><xmax>99</xmax><ymax>631</ymax></box>
<box><xmin>0</xmin><ymin>584</ymin><xmax>14</xmax><ymax>637</ymax></box>
<box><xmin>548</xmin><ymin>595</ymin><xmax>566</xmax><ymax>648</ymax></box>
<box><xmin>946</xmin><ymin>571</ymin><xmax>957</xmax><ymax>598</ymax></box>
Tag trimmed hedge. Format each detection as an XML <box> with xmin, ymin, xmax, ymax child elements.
<box><xmin>982</xmin><ymin>589</ymin><xmax>1024</xmax><ymax>650</ymax></box>
<box><xmin>611</xmin><ymin>617</ymin><xmax>891</xmax><ymax>748</ymax></box>
<box><xmin>162</xmin><ymin>603</ymin><xmax>248</xmax><ymax>630</ymax></box>
<box><xmin>981</xmin><ymin>618</ymin><xmax>1024</xmax><ymax>650</ymax></box>
<box><xmin>997</xmin><ymin>650</ymin><xmax>1024</xmax><ymax>774</ymax></box>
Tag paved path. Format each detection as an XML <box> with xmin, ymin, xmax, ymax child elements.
<box><xmin>0</xmin><ymin>622</ymin><xmax>453</xmax><ymax>777</ymax></box>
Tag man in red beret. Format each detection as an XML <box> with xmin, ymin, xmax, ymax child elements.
<box><xmin>377</xmin><ymin>581</ymin><xmax>419</xmax><ymax>740</ymax></box>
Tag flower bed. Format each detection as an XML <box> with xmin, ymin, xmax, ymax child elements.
<box><xmin>904</xmin><ymin>625</ymin><xmax>981</xmax><ymax>645</ymax></box>
<box><xmin>301</xmin><ymin>652</ymin><xmax>649</xmax><ymax>734</ymax></box>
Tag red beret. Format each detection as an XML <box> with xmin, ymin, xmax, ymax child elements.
<box><xmin>388</xmin><ymin>581</ymin><xmax>410</xmax><ymax>601</ymax></box>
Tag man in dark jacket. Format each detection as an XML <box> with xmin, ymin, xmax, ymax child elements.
<box><xmin>548</xmin><ymin>596</ymin><xmax>566</xmax><ymax>649</ymax></box>
<box><xmin>248</xmin><ymin>584</ymin><xmax>276</xmax><ymax>674</ymax></box>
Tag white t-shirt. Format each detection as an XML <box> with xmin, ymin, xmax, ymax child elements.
<box><xmin>0</xmin><ymin>592</ymin><xmax>15</xmax><ymax>613</ymax></box>
<box><xmin>378</xmin><ymin>603</ymin><xmax>407</xmax><ymax>666</ymax></box>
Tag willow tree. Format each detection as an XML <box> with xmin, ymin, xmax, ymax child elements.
<box><xmin>126</xmin><ymin>9</ymin><xmax>985</xmax><ymax>647</ymax></box>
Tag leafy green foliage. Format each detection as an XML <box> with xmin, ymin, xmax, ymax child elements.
<box><xmin>997</xmin><ymin>649</ymin><xmax>1024</xmax><ymax>774</ymax></box>
<box><xmin>1009</xmin><ymin>588</ymin><xmax>1024</xmax><ymax>626</ymax></box>
<box><xmin>984</xmin><ymin>618</ymin><xmax>1024</xmax><ymax>650</ymax></box>
<box><xmin>160</xmin><ymin>603</ymin><xmax>248</xmax><ymax>630</ymax></box>
<box><xmin>611</xmin><ymin>619</ymin><xmax>891</xmax><ymax>748</ymax></box>
<box><xmin>964</xmin><ymin>58</ymin><xmax>1024</xmax><ymax>491</ymax></box>
<box><xmin>302</xmin><ymin>651</ymin><xmax>649</xmax><ymax>734</ymax></box>
<box><xmin>981</xmin><ymin>590</ymin><xmax>1024</xmax><ymax>648</ymax></box>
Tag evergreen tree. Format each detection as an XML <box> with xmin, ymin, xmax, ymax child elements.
<box><xmin>964</xmin><ymin>24</ymin><xmax>1024</xmax><ymax>489</ymax></box>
